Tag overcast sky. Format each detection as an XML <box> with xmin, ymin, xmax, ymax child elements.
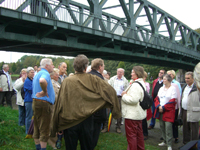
<box><xmin>0</xmin><ymin>0</ymin><xmax>199</xmax><ymax>63</ymax></box>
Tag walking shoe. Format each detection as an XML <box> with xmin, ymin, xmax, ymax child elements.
<box><xmin>56</xmin><ymin>140</ymin><xmax>62</xmax><ymax>149</ymax></box>
<box><xmin>101</xmin><ymin>128</ymin><xmax>108</xmax><ymax>133</ymax></box>
<box><xmin>144</xmin><ymin>136</ymin><xmax>148</xmax><ymax>140</ymax></box>
<box><xmin>167</xmin><ymin>146</ymin><xmax>172</xmax><ymax>150</ymax></box>
<box><xmin>158</xmin><ymin>142</ymin><xmax>166</xmax><ymax>146</ymax></box>
<box><xmin>148</xmin><ymin>126</ymin><xmax>154</xmax><ymax>130</ymax></box>
<box><xmin>116</xmin><ymin>128</ymin><xmax>121</xmax><ymax>133</ymax></box>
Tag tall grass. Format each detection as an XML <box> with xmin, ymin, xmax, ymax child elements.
<box><xmin>0</xmin><ymin>107</ymin><xmax>160</xmax><ymax>150</ymax></box>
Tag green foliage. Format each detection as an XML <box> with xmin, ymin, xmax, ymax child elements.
<box><xmin>1</xmin><ymin>54</ymin><xmax>176</xmax><ymax>80</ymax></box>
<box><xmin>11</xmin><ymin>63</ymin><xmax>17</xmax><ymax>73</ymax></box>
<box><xmin>0</xmin><ymin>61</ymin><xmax>4</xmax><ymax>70</ymax></box>
<box><xmin>117</xmin><ymin>61</ymin><xmax>125</xmax><ymax>69</ymax></box>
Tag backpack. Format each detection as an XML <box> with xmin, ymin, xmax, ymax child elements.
<box><xmin>134</xmin><ymin>81</ymin><xmax>153</xmax><ymax>110</ymax></box>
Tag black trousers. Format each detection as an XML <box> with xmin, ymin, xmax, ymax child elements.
<box><xmin>63</xmin><ymin>116</ymin><xmax>93</xmax><ymax>150</ymax></box>
<box><xmin>0</xmin><ymin>91</ymin><xmax>12</xmax><ymax>108</ymax></box>
<box><xmin>172</xmin><ymin>109</ymin><xmax>179</xmax><ymax>139</ymax></box>
<box><xmin>92</xmin><ymin>122</ymin><xmax>102</xmax><ymax>149</ymax></box>
<box><xmin>142</xmin><ymin>118</ymin><xmax>148</xmax><ymax>136</ymax></box>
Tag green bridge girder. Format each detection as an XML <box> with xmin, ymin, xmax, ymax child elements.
<box><xmin>0</xmin><ymin>0</ymin><xmax>199</xmax><ymax>70</ymax></box>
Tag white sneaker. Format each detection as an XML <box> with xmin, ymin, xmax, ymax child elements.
<box><xmin>167</xmin><ymin>146</ymin><xmax>172</xmax><ymax>150</ymax></box>
<box><xmin>158</xmin><ymin>142</ymin><xmax>166</xmax><ymax>146</ymax></box>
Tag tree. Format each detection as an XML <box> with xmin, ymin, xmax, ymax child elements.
<box><xmin>117</xmin><ymin>61</ymin><xmax>125</xmax><ymax>69</ymax></box>
<box><xmin>11</xmin><ymin>63</ymin><xmax>17</xmax><ymax>73</ymax></box>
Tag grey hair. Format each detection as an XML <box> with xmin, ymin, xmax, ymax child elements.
<box><xmin>40</xmin><ymin>58</ymin><xmax>52</xmax><ymax>68</ymax></box>
<box><xmin>194</xmin><ymin>62</ymin><xmax>200</xmax><ymax>88</ymax></box>
<box><xmin>163</xmin><ymin>74</ymin><xmax>172</xmax><ymax>82</ymax></box>
<box><xmin>185</xmin><ymin>72</ymin><xmax>193</xmax><ymax>78</ymax></box>
<box><xmin>103</xmin><ymin>70</ymin><xmax>107</xmax><ymax>75</ymax></box>
<box><xmin>27</xmin><ymin>67</ymin><xmax>34</xmax><ymax>74</ymax></box>
<box><xmin>117</xmin><ymin>68</ymin><xmax>125</xmax><ymax>72</ymax></box>
<box><xmin>59</xmin><ymin>62</ymin><xmax>67</xmax><ymax>67</ymax></box>
<box><xmin>2</xmin><ymin>64</ymin><xmax>8</xmax><ymax>69</ymax></box>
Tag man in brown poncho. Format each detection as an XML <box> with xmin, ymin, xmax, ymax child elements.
<box><xmin>51</xmin><ymin>54</ymin><xmax>121</xmax><ymax>150</ymax></box>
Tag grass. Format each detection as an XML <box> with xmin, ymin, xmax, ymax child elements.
<box><xmin>11</xmin><ymin>74</ymin><xmax>20</xmax><ymax>77</ymax></box>
<box><xmin>0</xmin><ymin>106</ymin><xmax>160</xmax><ymax>150</ymax></box>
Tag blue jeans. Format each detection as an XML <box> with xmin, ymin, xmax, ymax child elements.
<box><xmin>18</xmin><ymin>105</ymin><xmax>25</xmax><ymax>126</ymax></box>
<box><xmin>149</xmin><ymin>103</ymin><xmax>156</xmax><ymax>127</ymax></box>
<box><xmin>25</xmin><ymin>102</ymin><xmax>33</xmax><ymax>134</ymax></box>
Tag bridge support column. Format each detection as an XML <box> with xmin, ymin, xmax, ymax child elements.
<box><xmin>176</xmin><ymin>69</ymin><xmax>186</xmax><ymax>84</ymax></box>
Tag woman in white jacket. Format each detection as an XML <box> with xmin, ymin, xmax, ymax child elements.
<box><xmin>121</xmin><ymin>66</ymin><xmax>146</xmax><ymax>150</ymax></box>
<box><xmin>13</xmin><ymin>68</ymin><xmax>27</xmax><ymax>126</ymax></box>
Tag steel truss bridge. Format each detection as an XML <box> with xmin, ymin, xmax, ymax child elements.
<box><xmin>0</xmin><ymin>0</ymin><xmax>200</xmax><ymax>69</ymax></box>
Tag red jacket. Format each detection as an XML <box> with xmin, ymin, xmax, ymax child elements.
<box><xmin>151</xmin><ymin>78</ymin><xmax>159</xmax><ymax>98</ymax></box>
<box><xmin>146</xmin><ymin>78</ymin><xmax>159</xmax><ymax>120</ymax></box>
<box><xmin>153</xmin><ymin>96</ymin><xmax>176</xmax><ymax>123</ymax></box>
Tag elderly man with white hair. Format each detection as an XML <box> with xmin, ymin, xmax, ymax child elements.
<box><xmin>0</xmin><ymin>64</ymin><xmax>13</xmax><ymax>108</ymax></box>
<box><xmin>32</xmin><ymin>58</ymin><xmax>55</xmax><ymax>150</ymax></box>
<box><xmin>105</xmin><ymin>68</ymin><xmax>129</xmax><ymax>133</ymax></box>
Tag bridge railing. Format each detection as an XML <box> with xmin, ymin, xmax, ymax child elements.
<box><xmin>0</xmin><ymin>0</ymin><xmax>198</xmax><ymax>59</ymax></box>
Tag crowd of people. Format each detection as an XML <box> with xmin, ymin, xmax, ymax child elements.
<box><xmin>0</xmin><ymin>55</ymin><xmax>200</xmax><ymax>150</ymax></box>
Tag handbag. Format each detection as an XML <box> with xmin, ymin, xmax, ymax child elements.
<box><xmin>174</xmin><ymin>118</ymin><xmax>183</xmax><ymax>126</ymax></box>
<box><xmin>174</xmin><ymin>108</ymin><xmax>183</xmax><ymax>126</ymax></box>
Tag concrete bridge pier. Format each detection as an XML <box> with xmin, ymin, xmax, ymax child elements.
<box><xmin>176</xmin><ymin>69</ymin><xmax>186</xmax><ymax>85</ymax></box>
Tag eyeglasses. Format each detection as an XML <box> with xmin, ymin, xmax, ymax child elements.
<box><xmin>159</xmin><ymin>72</ymin><xmax>164</xmax><ymax>74</ymax></box>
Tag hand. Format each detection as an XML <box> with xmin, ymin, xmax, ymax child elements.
<box><xmin>159</xmin><ymin>106</ymin><xmax>163</xmax><ymax>113</ymax></box>
<box><xmin>58</xmin><ymin>131</ymin><xmax>63</xmax><ymax>135</ymax></box>
<box><xmin>22</xmin><ymin>75</ymin><xmax>26</xmax><ymax>82</ymax></box>
<box><xmin>121</xmin><ymin>91</ymin><xmax>127</xmax><ymax>96</ymax></box>
<box><xmin>36</xmin><ymin>91</ymin><xmax>49</xmax><ymax>98</ymax></box>
<box><xmin>0</xmin><ymin>88</ymin><xmax>2</xmax><ymax>91</ymax></box>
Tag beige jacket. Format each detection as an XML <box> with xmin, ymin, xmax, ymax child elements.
<box><xmin>181</xmin><ymin>84</ymin><xmax>200</xmax><ymax>122</ymax></box>
<box><xmin>13</xmin><ymin>77</ymin><xmax>24</xmax><ymax>106</ymax></box>
<box><xmin>108</xmin><ymin>75</ymin><xmax>129</xmax><ymax>91</ymax></box>
<box><xmin>122</xmin><ymin>78</ymin><xmax>146</xmax><ymax>120</ymax></box>
<box><xmin>0</xmin><ymin>71</ymin><xmax>13</xmax><ymax>91</ymax></box>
